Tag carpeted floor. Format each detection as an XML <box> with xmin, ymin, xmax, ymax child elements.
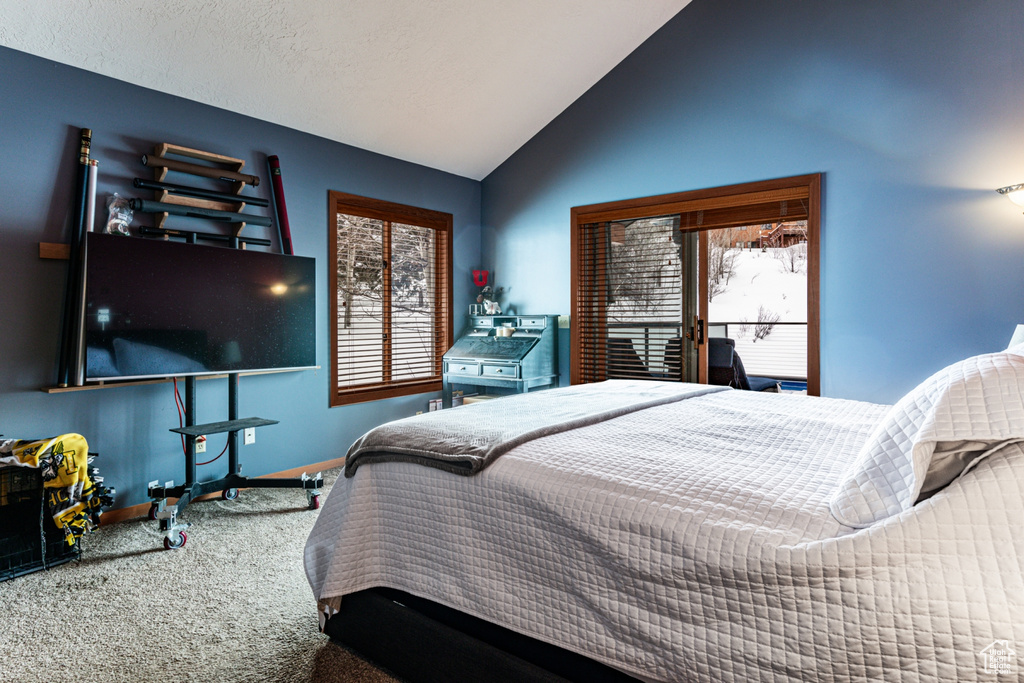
<box><xmin>0</xmin><ymin>467</ymin><xmax>399</xmax><ymax>683</ymax></box>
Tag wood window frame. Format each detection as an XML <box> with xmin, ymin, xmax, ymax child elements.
<box><xmin>571</xmin><ymin>173</ymin><xmax>821</xmax><ymax>396</ymax></box>
<box><xmin>329</xmin><ymin>191</ymin><xmax>453</xmax><ymax>406</ymax></box>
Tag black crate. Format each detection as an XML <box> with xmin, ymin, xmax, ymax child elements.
<box><xmin>0</xmin><ymin>466</ymin><xmax>80</xmax><ymax>582</ymax></box>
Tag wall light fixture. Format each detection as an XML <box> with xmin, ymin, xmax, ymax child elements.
<box><xmin>996</xmin><ymin>183</ymin><xmax>1024</xmax><ymax>208</ymax></box>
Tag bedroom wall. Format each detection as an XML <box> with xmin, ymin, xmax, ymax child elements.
<box><xmin>0</xmin><ymin>46</ymin><xmax>481</xmax><ymax>509</ymax></box>
<box><xmin>480</xmin><ymin>0</ymin><xmax>1024</xmax><ymax>403</ymax></box>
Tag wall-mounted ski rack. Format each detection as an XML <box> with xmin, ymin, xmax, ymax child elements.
<box><xmin>139</xmin><ymin>143</ymin><xmax>265</xmax><ymax>237</ymax></box>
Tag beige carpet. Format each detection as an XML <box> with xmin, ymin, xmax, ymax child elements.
<box><xmin>0</xmin><ymin>467</ymin><xmax>399</xmax><ymax>683</ymax></box>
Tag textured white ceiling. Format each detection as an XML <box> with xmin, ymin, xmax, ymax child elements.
<box><xmin>0</xmin><ymin>1</ymin><xmax>689</xmax><ymax>179</ymax></box>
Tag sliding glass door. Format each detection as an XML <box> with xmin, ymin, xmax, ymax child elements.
<box><xmin>571</xmin><ymin>174</ymin><xmax>821</xmax><ymax>395</ymax></box>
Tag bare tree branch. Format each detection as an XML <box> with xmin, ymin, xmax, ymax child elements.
<box><xmin>753</xmin><ymin>305</ymin><xmax>780</xmax><ymax>342</ymax></box>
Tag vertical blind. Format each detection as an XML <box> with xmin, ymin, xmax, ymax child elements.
<box><xmin>574</xmin><ymin>217</ymin><xmax>684</xmax><ymax>383</ymax></box>
<box><xmin>331</xmin><ymin>192</ymin><xmax>451</xmax><ymax>406</ymax></box>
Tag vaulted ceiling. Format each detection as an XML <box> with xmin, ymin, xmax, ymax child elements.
<box><xmin>0</xmin><ymin>1</ymin><xmax>690</xmax><ymax>179</ymax></box>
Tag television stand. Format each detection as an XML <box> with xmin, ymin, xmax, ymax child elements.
<box><xmin>146</xmin><ymin>373</ymin><xmax>323</xmax><ymax>550</ymax></box>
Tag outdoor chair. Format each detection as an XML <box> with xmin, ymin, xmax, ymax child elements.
<box><xmin>707</xmin><ymin>337</ymin><xmax>779</xmax><ymax>392</ymax></box>
<box><xmin>606</xmin><ymin>338</ymin><xmax>652</xmax><ymax>380</ymax></box>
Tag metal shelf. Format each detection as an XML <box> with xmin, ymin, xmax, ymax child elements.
<box><xmin>169</xmin><ymin>417</ymin><xmax>277</xmax><ymax>437</ymax></box>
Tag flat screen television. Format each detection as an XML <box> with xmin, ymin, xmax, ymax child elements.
<box><xmin>84</xmin><ymin>233</ymin><xmax>316</xmax><ymax>381</ymax></box>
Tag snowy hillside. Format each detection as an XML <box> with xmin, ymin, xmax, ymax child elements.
<box><xmin>709</xmin><ymin>247</ymin><xmax>806</xmax><ymax>323</ymax></box>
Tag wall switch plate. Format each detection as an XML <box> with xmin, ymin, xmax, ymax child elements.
<box><xmin>558</xmin><ymin>315</ymin><xmax>570</xmax><ymax>328</ymax></box>
<box><xmin>195</xmin><ymin>436</ymin><xmax>207</xmax><ymax>453</ymax></box>
<box><xmin>243</xmin><ymin>427</ymin><xmax>255</xmax><ymax>445</ymax></box>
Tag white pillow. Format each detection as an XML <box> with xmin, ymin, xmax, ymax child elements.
<box><xmin>829</xmin><ymin>348</ymin><xmax>1024</xmax><ymax>528</ymax></box>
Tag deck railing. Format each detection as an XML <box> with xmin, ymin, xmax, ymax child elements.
<box><xmin>606</xmin><ymin>321</ymin><xmax>681</xmax><ymax>372</ymax></box>
<box><xmin>709</xmin><ymin>322</ymin><xmax>807</xmax><ymax>381</ymax></box>
<box><xmin>607</xmin><ymin>320</ymin><xmax>807</xmax><ymax>381</ymax></box>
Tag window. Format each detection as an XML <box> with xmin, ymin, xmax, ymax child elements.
<box><xmin>329</xmin><ymin>191</ymin><xmax>452</xmax><ymax>406</ymax></box>
<box><xmin>571</xmin><ymin>174</ymin><xmax>821</xmax><ymax>395</ymax></box>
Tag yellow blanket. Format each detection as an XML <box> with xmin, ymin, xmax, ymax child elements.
<box><xmin>0</xmin><ymin>433</ymin><xmax>102</xmax><ymax>544</ymax></box>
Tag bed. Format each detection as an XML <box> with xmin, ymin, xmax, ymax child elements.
<box><xmin>304</xmin><ymin>349</ymin><xmax>1024</xmax><ymax>682</ymax></box>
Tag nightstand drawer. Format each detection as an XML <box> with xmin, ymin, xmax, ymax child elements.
<box><xmin>446</xmin><ymin>361</ymin><xmax>481</xmax><ymax>376</ymax></box>
<box><xmin>482</xmin><ymin>364</ymin><xmax>518</xmax><ymax>378</ymax></box>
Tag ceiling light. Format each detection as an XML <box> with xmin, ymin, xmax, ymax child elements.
<box><xmin>996</xmin><ymin>183</ymin><xmax>1024</xmax><ymax>207</ymax></box>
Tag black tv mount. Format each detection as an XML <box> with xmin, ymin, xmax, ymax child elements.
<box><xmin>144</xmin><ymin>233</ymin><xmax>322</xmax><ymax>550</ymax></box>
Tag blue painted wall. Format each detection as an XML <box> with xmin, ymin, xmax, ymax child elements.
<box><xmin>5</xmin><ymin>0</ymin><xmax>1024</xmax><ymax>507</ymax></box>
<box><xmin>481</xmin><ymin>0</ymin><xmax>1024</xmax><ymax>403</ymax></box>
<box><xmin>0</xmin><ymin>46</ymin><xmax>480</xmax><ymax>508</ymax></box>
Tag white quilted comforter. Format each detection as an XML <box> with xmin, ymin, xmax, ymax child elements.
<box><xmin>305</xmin><ymin>387</ymin><xmax>1024</xmax><ymax>682</ymax></box>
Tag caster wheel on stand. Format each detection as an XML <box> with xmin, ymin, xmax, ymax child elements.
<box><xmin>308</xmin><ymin>494</ymin><xmax>321</xmax><ymax>510</ymax></box>
<box><xmin>148</xmin><ymin>504</ymin><xmax>159</xmax><ymax>521</ymax></box>
<box><xmin>163</xmin><ymin>531</ymin><xmax>187</xmax><ymax>550</ymax></box>
<box><xmin>221</xmin><ymin>488</ymin><xmax>239</xmax><ymax>501</ymax></box>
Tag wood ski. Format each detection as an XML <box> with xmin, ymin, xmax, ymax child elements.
<box><xmin>267</xmin><ymin>155</ymin><xmax>294</xmax><ymax>255</ymax></box>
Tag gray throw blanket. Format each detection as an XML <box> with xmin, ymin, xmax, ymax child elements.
<box><xmin>344</xmin><ymin>380</ymin><xmax>729</xmax><ymax>477</ymax></box>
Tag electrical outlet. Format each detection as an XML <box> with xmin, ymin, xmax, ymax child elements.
<box><xmin>195</xmin><ymin>435</ymin><xmax>207</xmax><ymax>453</ymax></box>
<box><xmin>243</xmin><ymin>427</ymin><xmax>255</xmax><ymax>445</ymax></box>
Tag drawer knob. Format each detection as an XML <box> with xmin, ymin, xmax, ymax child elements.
<box><xmin>496</xmin><ymin>368</ymin><xmax>502</xmax><ymax>373</ymax></box>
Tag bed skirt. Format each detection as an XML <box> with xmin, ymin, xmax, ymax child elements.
<box><xmin>323</xmin><ymin>587</ymin><xmax>642</xmax><ymax>683</ymax></box>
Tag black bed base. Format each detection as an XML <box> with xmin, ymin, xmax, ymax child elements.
<box><xmin>324</xmin><ymin>587</ymin><xmax>643</xmax><ymax>683</ymax></box>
